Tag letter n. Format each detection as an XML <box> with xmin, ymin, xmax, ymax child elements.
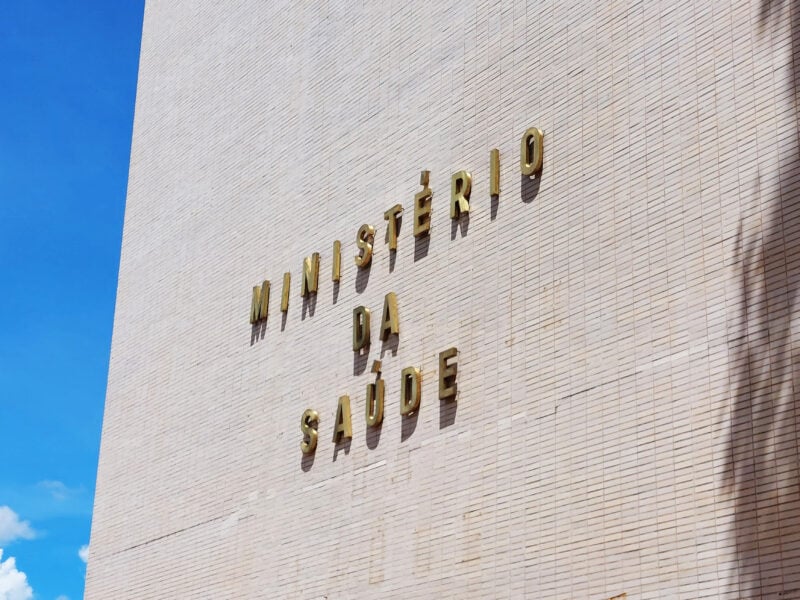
<box><xmin>301</xmin><ymin>252</ymin><xmax>320</xmax><ymax>297</ymax></box>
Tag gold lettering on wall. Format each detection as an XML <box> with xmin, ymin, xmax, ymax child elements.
<box><xmin>355</xmin><ymin>224</ymin><xmax>375</xmax><ymax>268</ymax></box>
<box><xmin>365</xmin><ymin>377</ymin><xmax>385</xmax><ymax>427</ymax></box>
<box><xmin>249</xmin><ymin>280</ymin><xmax>270</xmax><ymax>324</ymax></box>
<box><xmin>247</xmin><ymin>128</ymin><xmax>555</xmax><ymax>458</ymax></box>
<box><xmin>384</xmin><ymin>204</ymin><xmax>403</xmax><ymax>251</ymax></box>
<box><xmin>400</xmin><ymin>366</ymin><xmax>421</xmax><ymax>416</ymax></box>
<box><xmin>281</xmin><ymin>272</ymin><xmax>291</xmax><ymax>312</ymax></box>
<box><xmin>413</xmin><ymin>170</ymin><xmax>432</xmax><ymax>237</ymax></box>
<box><xmin>300</xmin><ymin>252</ymin><xmax>320</xmax><ymax>297</ymax></box>
<box><xmin>300</xmin><ymin>409</ymin><xmax>320</xmax><ymax>454</ymax></box>
<box><xmin>247</xmin><ymin>127</ymin><xmax>549</xmax><ymax>331</ymax></box>
<box><xmin>520</xmin><ymin>127</ymin><xmax>544</xmax><ymax>176</ymax></box>
<box><xmin>490</xmin><ymin>148</ymin><xmax>500</xmax><ymax>196</ymax></box>
<box><xmin>450</xmin><ymin>170</ymin><xmax>472</xmax><ymax>218</ymax></box>
<box><xmin>438</xmin><ymin>347</ymin><xmax>458</xmax><ymax>400</ymax></box>
<box><xmin>332</xmin><ymin>395</ymin><xmax>353</xmax><ymax>443</ymax></box>
<box><xmin>332</xmin><ymin>240</ymin><xmax>341</xmax><ymax>282</ymax></box>
<box><xmin>353</xmin><ymin>306</ymin><xmax>371</xmax><ymax>351</ymax></box>
<box><xmin>380</xmin><ymin>292</ymin><xmax>399</xmax><ymax>341</ymax></box>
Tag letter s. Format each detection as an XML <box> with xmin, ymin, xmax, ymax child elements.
<box><xmin>300</xmin><ymin>409</ymin><xmax>320</xmax><ymax>454</ymax></box>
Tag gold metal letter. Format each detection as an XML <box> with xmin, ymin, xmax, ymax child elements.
<box><xmin>520</xmin><ymin>127</ymin><xmax>544</xmax><ymax>176</ymax></box>
<box><xmin>249</xmin><ymin>280</ymin><xmax>270</xmax><ymax>324</ymax></box>
<box><xmin>400</xmin><ymin>366</ymin><xmax>421</xmax><ymax>416</ymax></box>
<box><xmin>355</xmin><ymin>224</ymin><xmax>375</xmax><ymax>268</ymax></box>
<box><xmin>353</xmin><ymin>306</ymin><xmax>371</xmax><ymax>351</ymax></box>
<box><xmin>490</xmin><ymin>148</ymin><xmax>500</xmax><ymax>196</ymax></box>
<box><xmin>380</xmin><ymin>292</ymin><xmax>399</xmax><ymax>341</ymax></box>
<box><xmin>332</xmin><ymin>395</ymin><xmax>353</xmax><ymax>443</ymax></box>
<box><xmin>366</xmin><ymin>377</ymin><xmax>385</xmax><ymax>427</ymax></box>
<box><xmin>450</xmin><ymin>171</ymin><xmax>472</xmax><ymax>218</ymax></box>
<box><xmin>332</xmin><ymin>240</ymin><xmax>341</xmax><ymax>282</ymax></box>
<box><xmin>384</xmin><ymin>204</ymin><xmax>403</xmax><ymax>251</ymax></box>
<box><xmin>300</xmin><ymin>252</ymin><xmax>320</xmax><ymax>297</ymax></box>
<box><xmin>413</xmin><ymin>170</ymin><xmax>432</xmax><ymax>237</ymax></box>
<box><xmin>300</xmin><ymin>409</ymin><xmax>320</xmax><ymax>454</ymax></box>
<box><xmin>438</xmin><ymin>347</ymin><xmax>458</xmax><ymax>401</ymax></box>
<box><xmin>281</xmin><ymin>272</ymin><xmax>290</xmax><ymax>312</ymax></box>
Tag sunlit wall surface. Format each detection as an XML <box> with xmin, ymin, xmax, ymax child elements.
<box><xmin>86</xmin><ymin>1</ymin><xmax>800</xmax><ymax>598</ymax></box>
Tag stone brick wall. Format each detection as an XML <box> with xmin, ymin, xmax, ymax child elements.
<box><xmin>86</xmin><ymin>1</ymin><xmax>800</xmax><ymax>598</ymax></box>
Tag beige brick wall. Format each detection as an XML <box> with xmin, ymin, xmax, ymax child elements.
<box><xmin>86</xmin><ymin>0</ymin><xmax>800</xmax><ymax>598</ymax></box>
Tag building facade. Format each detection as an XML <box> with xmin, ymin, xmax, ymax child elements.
<box><xmin>86</xmin><ymin>1</ymin><xmax>800</xmax><ymax>598</ymax></box>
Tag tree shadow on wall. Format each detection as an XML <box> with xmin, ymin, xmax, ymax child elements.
<box><xmin>725</xmin><ymin>2</ymin><xmax>800</xmax><ymax>597</ymax></box>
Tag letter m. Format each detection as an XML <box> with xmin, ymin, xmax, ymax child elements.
<box><xmin>250</xmin><ymin>280</ymin><xmax>270</xmax><ymax>324</ymax></box>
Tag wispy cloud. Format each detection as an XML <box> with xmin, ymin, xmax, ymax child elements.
<box><xmin>0</xmin><ymin>549</ymin><xmax>33</xmax><ymax>600</ymax></box>
<box><xmin>0</xmin><ymin>507</ymin><xmax>35</xmax><ymax>546</ymax></box>
<box><xmin>0</xmin><ymin>482</ymin><xmax>91</xmax><ymax>522</ymax></box>
<box><xmin>37</xmin><ymin>481</ymin><xmax>71</xmax><ymax>502</ymax></box>
<box><xmin>78</xmin><ymin>545</ymin><xmax>89</xmax><ymax>564</ymax></box>
<box><xmin>55</xmin><ymin>595</ymin><xmax>69</xmax><ymax>600</ymax></box>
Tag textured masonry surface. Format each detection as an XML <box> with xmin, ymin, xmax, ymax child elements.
<box><xmin>86</xmin><ymin>1</ymin><xmax>800</xmax><ymax>598</ymax></box>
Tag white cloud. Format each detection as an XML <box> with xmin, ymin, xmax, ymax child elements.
<box><xmin>0</xmin><ymin>550</ymin><xmax>33</xmax><ymax>600</ymax></box>
<box><xmin>55</xmin><ymin>595</ymin><xmax>69</xmax><ymax>600</ymax></box>
<box><xmin>78</xmin><ymin>545</ymin><xmax>89</xmax><ymax>564</ymax></box>
<box><xmin>0</xmin><ymin>508</ymin><xmax>34</xmax><ymax>546</ymax></box>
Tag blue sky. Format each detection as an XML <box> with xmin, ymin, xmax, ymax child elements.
<box><xmin>0</xmin><ymin>2</ymin><xmax>144</xmax><ymax>598</ymax></box>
